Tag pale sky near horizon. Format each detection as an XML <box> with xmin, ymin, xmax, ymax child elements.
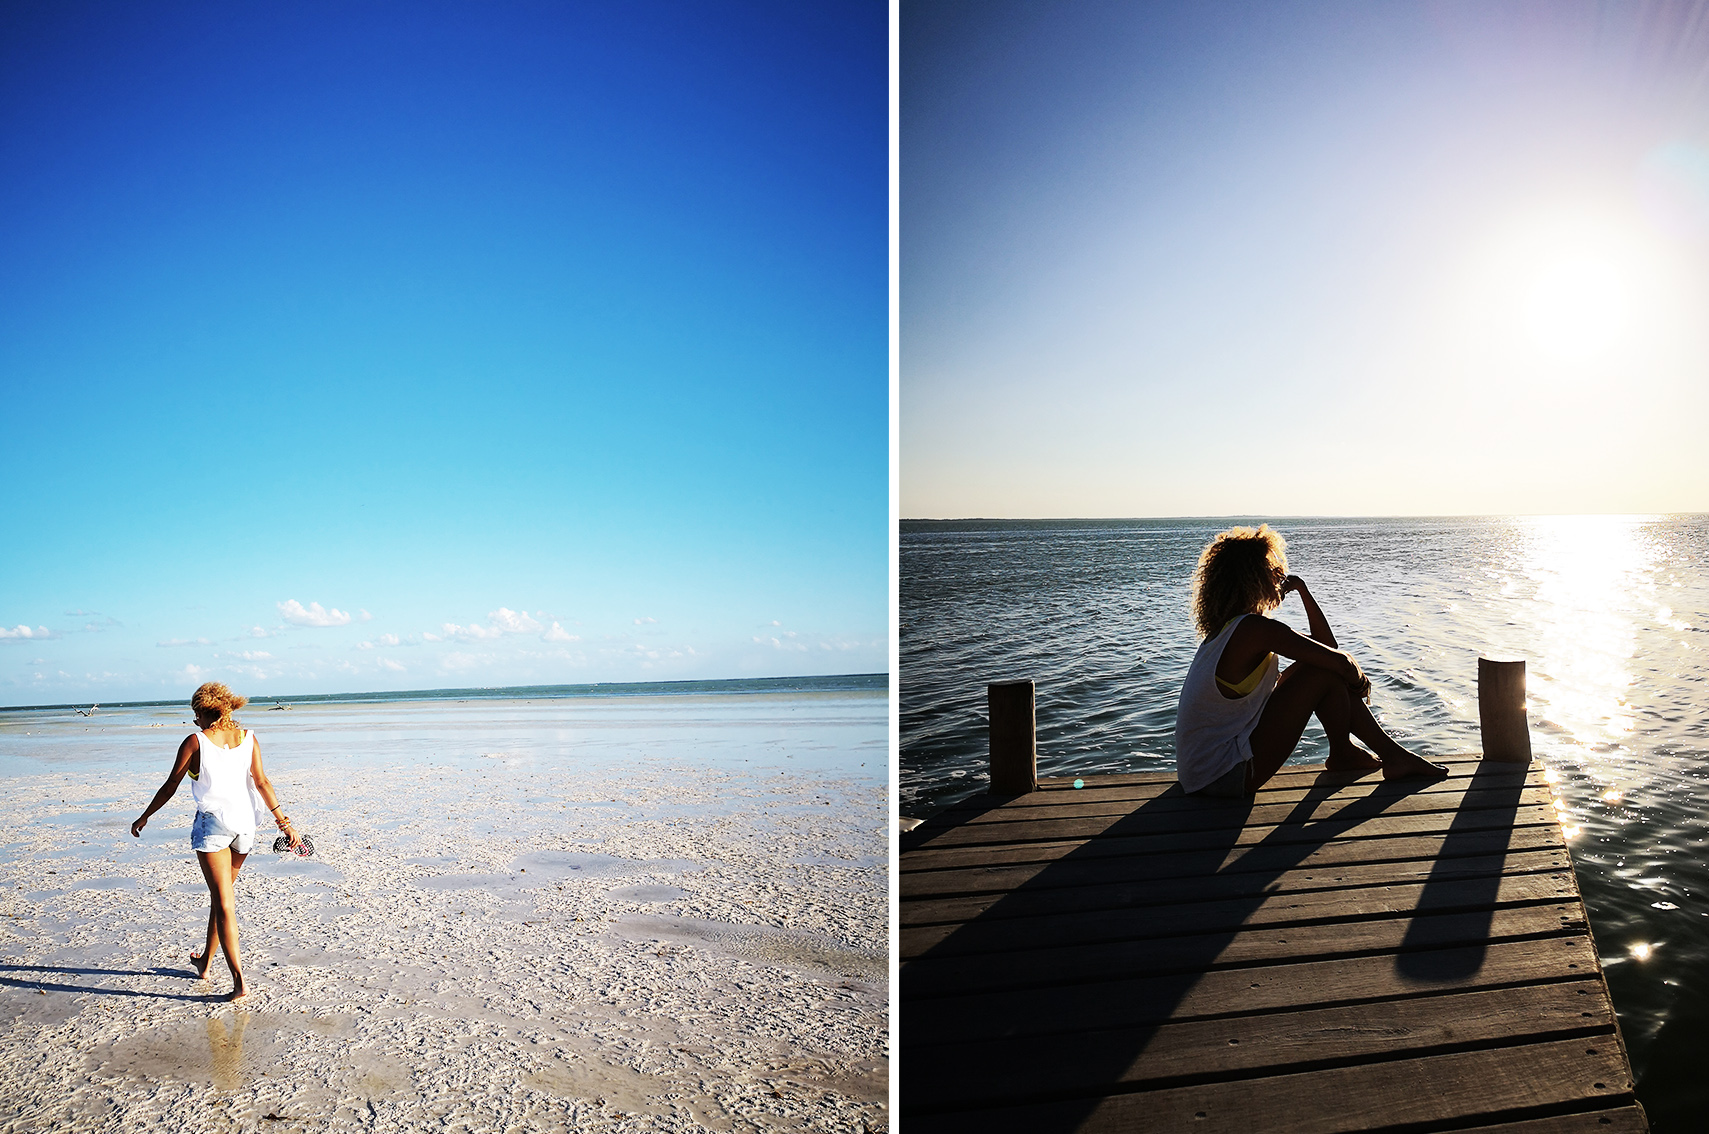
<box><xmin>0</xmin><ymin>1</ymin><xmax>885</xmax><ymax>706</ymax></box>
<box><xmin>903</xmin><ymin>1</ymin><xmax>1709</xmax><ymax>519</ymax></box>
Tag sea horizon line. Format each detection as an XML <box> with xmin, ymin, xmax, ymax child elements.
<box><xmin>0</xmin><ymin>672</ymin><xmax>887</xmax><ymax>715</ymax></box>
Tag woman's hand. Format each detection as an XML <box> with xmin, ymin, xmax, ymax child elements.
<box><xmin>130</xmin><ymin>816</ymin><xmax>147</xmax><ymax>838</ymax></box>
<box><xmin>277</xmin><ymin>814</ymin><xmax>301</xmax><ymax>849</ymax></box>
<box><xmin>1281</xmin><ymin>574</ymin><xmax>1306</xmax><ymax>598</ymax></box>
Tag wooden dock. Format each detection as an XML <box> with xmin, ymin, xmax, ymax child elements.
<box><xmin>900</xmin><ymin>755</ymin><xmax>1647</xmax><ymax>1132</ymax></box>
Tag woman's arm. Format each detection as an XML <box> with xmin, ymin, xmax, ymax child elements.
<box><xmin>131</xmin><ymin>734</ymin><xmax>197</xmax><ymax>837</ymax></box>
<box><xmin>250</xmin><ymin>736</ymin><xmax>301</xmax><ymax>847</ymax></box>
<box><xmin>1280</xmin><ymin>575</ymin><xmax>1337</xmax><ymax>648</ymax></box>
<box><xmin>1247</xmin><ymin>615</ymin><xmax>1369</xmax><ymax>698</ymax></box>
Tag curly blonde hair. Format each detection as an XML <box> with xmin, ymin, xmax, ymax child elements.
<box><xmin>1191</xmin><ymin>525</ymin><xmax>1288</xmax><ymax>640</ymax></box>
<box><xmin>191</xmin><ymin>682</ymin><xmax>247</xmax><ymax>730</ymax></box>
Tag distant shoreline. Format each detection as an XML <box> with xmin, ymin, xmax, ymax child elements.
<box><xmin>0</xmin><ymin>672</ymin><xmax>886</xmax><ymax>714</ymax></box>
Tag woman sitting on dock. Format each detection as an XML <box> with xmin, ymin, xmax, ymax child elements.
<box><xmin>1175</xmin><ymin>525</ymin><xmax>1448</xmax><ymax>797</ymax></box>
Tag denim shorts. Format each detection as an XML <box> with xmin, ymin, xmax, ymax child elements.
<box><xmin>1188</xmin><ymin>757</ymin><xmax>1253</xmax><ymax>799</ymax></box>
<box><xmin>191</xmin><ymin>810</ymin><xmax>255</xmax><ymax>854</ymax></box>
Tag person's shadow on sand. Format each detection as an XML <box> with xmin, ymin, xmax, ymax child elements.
<box><xmin>0</xmin><ymin>961</ymin><xmax>225</xmax><ymax>1003</ymax></box>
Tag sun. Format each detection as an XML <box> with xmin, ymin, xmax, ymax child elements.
<box><xmin>1521</xmin><ymin>251</ymin><xmax>1632</xmax><ymax>362</ymax></box>
<box><xmin>1457</xmin><ymin>200</ymin><xmax>1671</xmax><ymax>371</ymax></box>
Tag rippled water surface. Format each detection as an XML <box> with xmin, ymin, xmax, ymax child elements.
<box><xmin>902</xmin><ymin>515</ymin><xmax>1709</xmax><ymax>1128</ymax></box>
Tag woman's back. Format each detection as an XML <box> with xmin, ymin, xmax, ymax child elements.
<box><xmin>190</xmin><ymin>729</ymin><xmax>257</xmax><ymax>833</ymax></box>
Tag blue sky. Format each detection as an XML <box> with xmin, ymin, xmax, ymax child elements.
<box><xmin>0</xmin><ymin>0</ymin><xmax>887</xmax><ymax>705</ymax></box>
<box><xmin>904</xmin><ymin>1</ymin><xmax>1709</xmax><ymax>518</ymax></box>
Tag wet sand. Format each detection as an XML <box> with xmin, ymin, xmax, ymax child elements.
<box><xmin>0</xmin><ymin>693</ymin><xmax>888</xmax><ymax>1132</ymax></box>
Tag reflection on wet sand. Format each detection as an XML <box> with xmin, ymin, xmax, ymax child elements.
<box><xmin>205</xmin><ymin>1010</ymin><xmax>248</xmax><ymax>1090</ymax></box>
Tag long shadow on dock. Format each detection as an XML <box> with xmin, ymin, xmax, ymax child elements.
<box><xmin>898</xmin><ymin>761</ymin><xmax>1581</xmax><ymax>1130</ymax></box>
<box><xmin>901</xmin><ymin>773</ymin><xmax>1423</xmax><ymax>1125</ymax></box>
<box><xmin>1395</xmin><ymin>760</ymin><xmax>1528</xmax><ymax>980</ymax></box>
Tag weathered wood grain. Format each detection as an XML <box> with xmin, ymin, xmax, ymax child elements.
<box><xmin>902</xmin><ymin>934</ymin><xmax>1604</xmax><ymax>1046</ymax></box>
<box><xmin>904</xmin><ymin>979</ymin><xmax>1617</xmax><ymax>1110</ymax></box>
<box><xmin>899</xmin><ymin>761</ymin><xmax>1642</xmax><ymax>1132</ymax></box>
<box><xmin>915</xmin><ymin>1038</ymin><xmax>1634</xmax><ymax>1133</ymax></box>
<box><xmin>908</xmin><ymin>801</ymin><xmax>1560</xmax><ymax>852</ymax></box>
<box><xmin>901</xmin><ymin>820</ymin><xmax>1567</xmax><ymax>878</ymax></box>
<box><xmin>903</xmin><ymin>867</ymin><xmax>1580</xmax><ymax>956</ymax></box>
<box><xmin>902</xmin><ymin>900</ymin><xmax>1587</xmax><ymax>997</ymax></box>
<box><xmin>902</xmin><ymin>845</ymin><xmax>1570</xmax><ymax>922</ymax></box>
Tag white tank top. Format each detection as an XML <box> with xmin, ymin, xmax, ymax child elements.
<box><xmin>1174</xmin><ymin>615</ymin><xmax>1281</xmax><ymax>793</ymax></box>
<box><xmin>189</xmin><ymin>729</ymin><xmax>263</xmax><ymax>834</ymax></box>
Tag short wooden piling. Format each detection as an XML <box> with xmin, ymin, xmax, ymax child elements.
<box><xmin>1479</xmin><ymin>657</ymin><xmax>1533</xmax><ymax>764</ymax></box>
<box><xmin>987</xmin><ymin>679</ymin><xmax>1037</xmax><ymax>794</ymax></box>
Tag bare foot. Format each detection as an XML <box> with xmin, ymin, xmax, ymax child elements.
<box><xmin>1325</xmin><ymin>744</ymin><xmax>1382</xmax><ymax>773</ymax></box>
<box><xmin>225</xmin><ymin>982</ymin><xmax>248</xmax><ymax>1002</ymax></box>
<box><xmin>1381</xmin><ymin>749</ymin><xmax>1451</xmax><ymax>780</ymax></box>
<box><xmin>190</xmin><ymin>952</ymin><xmax>212</xmax><ymax>980</ymax></box>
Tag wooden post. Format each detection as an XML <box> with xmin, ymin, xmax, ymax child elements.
<box><xmin>1478</xmin><ymin>657</ymin><xmax>1532</xmax><ymax>764</ymax></box>
<box><xmin>988</xmin><ymin>679</ymin><xmax>1037</xmax><ymax>794</ymax></box>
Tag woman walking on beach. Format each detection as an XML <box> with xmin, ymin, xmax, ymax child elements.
<box><xmin>131</xmin><ymin>683</ymin><xmax>300</xmax><ymax>1000</ymax></box>
<box><xmin>1175</xmin><ymin>525</ymin><xmax>1449</xmax><ymax>797</ymax></box>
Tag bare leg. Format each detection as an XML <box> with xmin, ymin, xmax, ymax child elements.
<box><xmin>1347</xmin><ymin>699</ymin><xmax>1449</xmax><ymax>779</ymax></box>
<box><xmin>191</xmin><ymin>852</ymin><xmax>244</xmax><ymax>978</ymax></box>
<box><xmin>195</xmin><ymin>849</ymin><xmax>247</xmax><ymax>1000</ymax></box>
<box><xmin>1247</xmin><ymin>664</ymin><xmax>1381</xmax><ymax>791</ymax></box>
<box><xmin>1283</xmin><ymin>600</ymin><xmax>1447</xmax><ymax>781</ymax></box>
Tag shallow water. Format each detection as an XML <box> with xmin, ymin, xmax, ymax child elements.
<box><xmin>0</xmin><ymin>690</ymin><xmax>889</xmax><ymax>1132</ymax></box>
<box><xmin>902</xmin><ymin>514</ymin><xmax>1709</xmax><ymax>1130</ymax></box>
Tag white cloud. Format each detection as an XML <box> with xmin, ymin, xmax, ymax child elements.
<box><xmin>248</xmin><ymin>626</ymin><xmax>272</xmax><ymax>638</ymax></box>
<box><xmin>422</xmin><ymin>632</ymin><xmax>443</xmax><ymax>642</ymax></box>
<box><xmin>754</xmin><ymin>635</ymin><xmax>808</xmax><ymax>652</ymax></box>
<box><xmin>379</xmin><ymin>658</ymin><xmax>406</xmax><ymax>672</ymax></box>
<box><xmin>358</xmin><ymin>609</ymin><xmax>373</xmax><ymax>622</ymax></box>
<box><xmin>236</xmin><ymin>651</ymin><xmax>271</xmax><ymax>661</ymax></box>
<box><xmin>357</xmin><ymin>641</ymin><xmax>374</xmax><ymax>649</ymax></box>
<box><xmin>0</xmin><ymin>625</ymin><xmax>53</xmax><ymax>640</ymax></box>
<box><xmin>634</xmin><ymin>616</ymin><xmax>657</xmax><ymax>625</ymax></box>
<box><xmin>542</xmin><ymin>622</ymin><xmax>579</xmax><ymax>642</ymax></box>
<box><xmin>277</xmin><ymin>600</ymin><xmax>352</xmax><ymax>627</ymax></box>
<box><xmin>443</xmin><ymin>622</ymin><xmax>503</xmax><ymax>640</ymax></box>
<box><xmin>376</xmin><ymin>633</ymin><xmax>401</xmax><ymax>647</ymax></box>
<box><xmin>182</xmin><ymin>664</ymin><xmax>207</xmax><ymax>679</ymax></box>
<box><xmin>488</xmin><ymin>607</ymin><xmax>541</xmax><ymax>633</ymax></box>
<box><xmin>157</xmin><ymin>638</ymin><xmax>212</xmax><ymax>647</ymax></box>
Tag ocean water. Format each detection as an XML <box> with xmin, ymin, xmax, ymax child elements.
<box><xmin>901</xmin><ymin>515</ymin><xmax>1709</xmax><ymax>1129</ymax></box>
<box><xmin>0</xmin><ymin>673</ymin><xmax>889</xmax><ymax>784</ymax></box>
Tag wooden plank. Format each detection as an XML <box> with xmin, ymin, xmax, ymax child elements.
<box><xmin>901</xmin><ymin>845</ymin><xmax>1570</xmax><ymax>920</ymax></box>
<box><xmin>903</xmin><ymin>979</ymin><xmax>1617</xmax><ymax>1111</ymax></box>
<box><xmin>901</xmin><ymin>820</ymin><xmax>1567</xmax><ymax>878</ymax></box>
<box><xmin>1453</xmin><ymin>1108</ymin><xmax>1649</xmax><ymax>1133</ymax></box>
<box><xmin>903</xmin><ymin>900</ymin><xmax>1587</xmax><ymax>997</ymax></box>
<box><xmin>944</xmin><ymin>775</ymin><xmax>1539</xmax><ymax>828</ymax></box>
<box><xmin>903</xmin><ymin>934</ymin><xmax>1603</xmax><ymax>1046</ymax></box>
<box><xmin>900</xmin><ymin>759</ymin><xmax>1640</xmax><ymax>1132</ymax></box>
<box><xmin>903</xmin><ymin>868</ymin><xmax>1580</xmax><ymax>957</ymax></box>
<box><xmin>938</xmin><ymin>761</ymin><xmax>1491</xmax><ymax>816</ymax></box>
<box><xmin>911</xmin><ymin>1037</ymin><xmax>1635</xmax><ymax>1133</ymax></box>
<box><xmin>918</xmin><ymin>754</ymin><xmax>1494</xmax><ymax>822</ymax></box>
<box><xmin>908</xmin><ymin>802</ymin><xmax>1561</xmax><ymax>852</ymax></box>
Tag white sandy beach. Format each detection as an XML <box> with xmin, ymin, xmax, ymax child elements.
<box><xmin>0</xmin><ymin>693</ymin><xmax>888</xmax><ymax>1132</ymax></box>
